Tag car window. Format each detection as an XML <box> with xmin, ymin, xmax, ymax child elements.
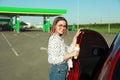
<box><xmin>112</xmin><ymin>57</ymin><xmax>120</xmax><ymax>80</ymax></box>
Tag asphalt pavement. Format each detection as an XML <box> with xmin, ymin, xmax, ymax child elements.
<box><xmin>0</xmin><ymin>30</ymin><xmax>116</xmax><ymax>80</ymax></box>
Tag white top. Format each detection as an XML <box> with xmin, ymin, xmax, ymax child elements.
<box><xmin>48</xmin><ymin>34</ymin><xmax>75</xmax><ymax>65</ymax></box>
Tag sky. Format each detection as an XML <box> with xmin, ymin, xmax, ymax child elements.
<box><xmin>0</xmin><ymin>0</ymin><xmax>120</xmax><ymax>25</ymax></box>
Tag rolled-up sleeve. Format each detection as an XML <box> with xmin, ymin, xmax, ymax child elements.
<box><xmin>48</xmin><ymin>37</ymin><xmax>64</xmax><ymax>64</ymax></box>
<box><xmin>66</xmin><ymin>44</ymin><xmax>75</xmax><ymax>53</ymax></box>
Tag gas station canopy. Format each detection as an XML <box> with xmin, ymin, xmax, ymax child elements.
<box><xmin>0</xmin><ymin>6</ymin><xmax>67</xmax><ymax>16</ymax></box>
<box><xmin>0</xmin><ymin>6</ymin><xmax>67</xmax><ymax>32</ymax></box>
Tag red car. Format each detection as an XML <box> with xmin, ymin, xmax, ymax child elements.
<box><xmin>68</xmin><ymin>29</ymin><xmax>120</xmax><ymax>80</ymax></box>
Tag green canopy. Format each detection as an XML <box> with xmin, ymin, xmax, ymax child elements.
<box><xmin>0</xmin><ymin>6</ymin><xmax>67</xmax><ymax>16</ymax></box>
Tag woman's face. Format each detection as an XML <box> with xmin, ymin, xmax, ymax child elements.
<box><xmin>55</xmin><ymin>20</ymin><xmax>67</xmax><ymax>35</ymax></box>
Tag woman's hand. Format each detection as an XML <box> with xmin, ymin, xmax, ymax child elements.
<box><xmin>73</xmin><ymin>50</ymin><xmax>79</xmax><ymax>57</ymax></box>
<box><xmin>72</xmin><ymin>28</ymin><xmax>84</xmax><ymax>45</ymax></box>
<box><xmin>64</xmin><ymin>50</ymin><xmax>79</xmax><ymax>60</ymax></box>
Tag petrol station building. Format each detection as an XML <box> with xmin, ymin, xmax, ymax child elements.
<box><xmin>0</xmin><ymin>6</ymin><xmax>67</xmax><ymax>32</ymax></box>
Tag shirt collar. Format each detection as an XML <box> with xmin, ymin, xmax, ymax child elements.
<box><xmin>53</xmin><ymin>33</ymin><xmax>62</xmax><ymax>40</ymax></box>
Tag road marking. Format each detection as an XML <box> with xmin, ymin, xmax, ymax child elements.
<box><xmin>13</xmin><ymin>34</ymin><xmax>18</xmax><ymax>36</ymax></box>
<box><xmin>1</xmin><ymin>32</ymin><xmax>19</xmax><ymax>56</ymax></box>
<box><xmin>1</xmin><ymin>32</ymin><xmax>12</xmax><ymax>47</ymax></box>
<box><xmin>11</xmin><ymin>48</ymin><xmax>19</xmax><ymax>56</ymax></box>
<box><xmin>22</xmin><ymin>33</ymin><xmax>34</xmax><ymax>38</ymax></box>
<box><xmin>40</xmin><ymin>47</ymin><xmax>48</xmax><ymax>51</ymax></box>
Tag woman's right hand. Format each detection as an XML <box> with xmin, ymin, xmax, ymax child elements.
<box><xmin>64</xmin><ymin>50</ymin><xmax>79</xmax><ymax>60</ymax></box>
<box><xmin>71</xmin><ymin>50</ymin><xmax>79</xmax><ymax>57</ymax></box>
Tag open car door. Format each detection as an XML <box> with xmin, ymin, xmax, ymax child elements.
<box><xmin>68</xmin><ymin>29</ymin><xmax>109</xmax><ymax>80</ymax></box>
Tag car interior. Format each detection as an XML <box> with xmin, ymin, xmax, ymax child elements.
<box><xmin>77</xmin><ymin>29</ymin><xmax>109</xmax><ymax>80</ymax></box>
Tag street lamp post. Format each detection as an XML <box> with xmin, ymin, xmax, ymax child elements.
<box><xmin>77</xmin><ymin>0</ymin><xmax>80</xmax><ymax>30</ymax></box>
<box><xmin>108</xmin><ymin>0</ymin><xmax>110</xmax><ymax>32</ymax></box>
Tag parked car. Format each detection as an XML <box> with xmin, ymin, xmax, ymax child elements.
<box><xmin>98</xmin><ymin>33</ymin><xmax>120</xmax><ymax>80</ymax></box>
<box><xmin>68</xmin><ymin>29</ymin><xmax>120</xmax><ymax>80</ymax></box>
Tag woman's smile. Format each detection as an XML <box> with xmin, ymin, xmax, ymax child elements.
<box><xmin>55</xmin><ymin>20</ymin><xmax>67</xmax><ymax>35</ymax></box>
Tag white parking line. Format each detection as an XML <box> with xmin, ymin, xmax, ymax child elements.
<box><xmin>1</xmin><ymin>32</ymin><xmax>19</xmax><ymax>56</ymax></box>
<box><xmin>22</xmin><ymin>33</ymin><xmax>34</xmax><ymax>38</ymax></box>
<box><xmin>40</xmin><ymin>47</ymin><xmax>48</xmax><ymax>51</ymax></box>
<box><xmin>1</xmin><ymin>32</ymin><xmax>12</xmax><ymax>47</ymax></box>
<box><xmin>11</xmin><ymin>48</ymin><xmax>19</xmax><ymax>56</ymax></box>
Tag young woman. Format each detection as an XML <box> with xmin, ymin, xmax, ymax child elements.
<box><xmin>48</xmin><ymin>17</ymin><xmax>80</xmax><ymax>80</ymax></box>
